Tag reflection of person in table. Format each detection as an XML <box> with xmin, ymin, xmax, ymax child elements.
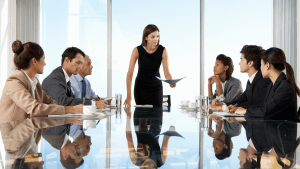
<box><xmin>208</xmin><ymin>114</ymin><xmax>242</xmax><ymax>160</ymax></box>
<box><xmin>238</xmin><ymin>119</ymin><xmax>300</xmax><ymax>168</ymax></box>
<box><xmin>43</xmin><ymin>123</ymin><xmax>92</xmax><ymax>168</ymax></box>
<box><xmin>124</xmin><ymin>24</ymin><xmax>176</xmax><ymax>108</ymax></box>
<box><xmin>0</xmin><ymin>117</ymin><xmax>74</xmax><ymax>169</ymax></box>
<box><xmin>124</xmin><ymin>107</ymin><xmax>173</xmax><ymax>168</ymax></box>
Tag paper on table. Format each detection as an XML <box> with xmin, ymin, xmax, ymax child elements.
<box><xmin>155</xmin><ymin>76</ymin><xmax>186</xmax><ymax>85</ymax></box>
<box><xmin>214</xmin><ymin>111</ymin><xmax>247</xmax><ymax>117</ymax></box>
<box><xmin>97</xmin><ymin>108</ymin><xmax>110</xmax><ymax>112</ymax></box>
<box><xmin>48</xmin><ymin>114</ymin><xmax>82</xmax><ymax>117</ymax></box>
<box><xmin>134</xmin><ymin>105</ymin><xmax>153</xmax><ymax>108</ymax></box>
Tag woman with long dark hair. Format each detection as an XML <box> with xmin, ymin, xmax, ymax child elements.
<box><xmin>124</xmin><ymin>24</ymin><xmax>176</xmax><ymax>107</ymax></box>
<box><xmin>235</xmin><ymin>47</ymin><xmax>300</xmax><ymax>119</ymax></box>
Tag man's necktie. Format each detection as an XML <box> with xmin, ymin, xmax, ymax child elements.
<box><xmin>82</xmin><ymin>79</ymin><xmax>86</xmax><ymax>99</ymax></box>
<box><xmin>246</xmin><ymin>80</ymin><xmax>251</xmax><ymax>99</ymax></box>
<box><xmin>67</xmin><ymin>81</ymin><xmax>72</xmax><ymax>97</ymax></box>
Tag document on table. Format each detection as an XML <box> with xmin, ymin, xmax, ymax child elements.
<box><xmin>155</xmin><ymin>76</ymin><xmax>186</xmax><ymax>85</ymax></box>
<box><xmin>214</xmin><ymin>111</ymin><xmax>247</xmax><ymax>117</ymax></box>
<box><xmin>134</xmin><ymin>105</ymin><xmax>153</xmax><ymax>108</ymax></box>
<box><xmin>48</xmin><ymin>114</ymin><xmax>82</xmax><ymax>117</ymax></box>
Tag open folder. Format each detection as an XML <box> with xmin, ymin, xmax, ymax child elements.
<box><xmin>213</xmin><ymin>111</ymin><xmax>247</xmax><ymax>117</ymax></box>
<box><xmin>155</xmin><ymin>76</ymin><xmax>186</xmax><ymax>85</ymax></box>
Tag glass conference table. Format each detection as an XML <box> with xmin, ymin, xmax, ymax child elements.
<box><xmin>0</xmin><ymin>106</ymin><xmax>300</xmax><ymax>169</ymax></box>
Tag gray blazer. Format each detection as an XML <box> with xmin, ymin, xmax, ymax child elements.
<box><xmin>209</xmin><ymin>77</ymin><xmax>243</xmax><ymax>104</ymax></box>
<box><xmin>42</xmin><ymin>66</ymin><xmax>92</xmax><ymax>106</ymax></box>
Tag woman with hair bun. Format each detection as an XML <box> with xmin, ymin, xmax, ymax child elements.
<box><xmin>234</xmin><ymin>47</ymin><xmax>299</xmax><ymax>119</ymax></box>
<box><xmin>0</xmin><ymin>40</ymin><xmax>83</xmax><ymax>123</ymax></box>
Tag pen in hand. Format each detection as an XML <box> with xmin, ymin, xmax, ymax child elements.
<box><xmin>229</xmin><ymin>103</ymin><xmax>238</xmax><ymax>114</ymax></box>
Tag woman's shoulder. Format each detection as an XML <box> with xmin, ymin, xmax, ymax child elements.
<box><xmin>227</xmin><ymin>76</ymin><xmax>241</xmax><ymax>84</ymax></box>
<box><xmin>7</xmin><ymin>70</ymin><xmax>27</xmax><ymax>83</ymax></box>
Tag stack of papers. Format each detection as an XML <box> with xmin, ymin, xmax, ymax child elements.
<box><xmin>213</xmin><ymin>111</ymin><xmax>247</xmax><ymax>117</ymax></box>
<box><xmin>134</xmin><ymin>105</ymin><xmax>153</xmax><ymax>108</ymax></box>
<box><xmin>156</xmin><ymin>76</ymin><xmax>186</xmax><ymax>85</ymax></box>
<box><xmin>48</xmin><ymin>114</ymin><xmax>82</xmax><ymax>117</ymax></box>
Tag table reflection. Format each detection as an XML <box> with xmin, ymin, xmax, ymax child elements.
<box><xmin>0</xmin><ymin>117</ymin><xmax>66</xmax><ymax>169</ymax></box>
<box><xmin>124</xmin><ymin>106</ymin><xmax>184</xmax><ymax>168</ymax></box>
<box><xmin>0</xmin><ymin>107</ymin><xmax>300</xmax><ymax>168</ymax></box>
<box><xmin>238</xmin><ymin>118</ymin><xmax>300</xmax><ymax>168</ymax></box>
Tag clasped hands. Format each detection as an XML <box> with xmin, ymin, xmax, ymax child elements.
<box><xmin>208</xmin><ymin>75</ymin><xmax>221</xmax><ymax>86</ymax></box>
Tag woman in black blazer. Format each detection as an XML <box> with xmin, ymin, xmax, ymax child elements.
<box><xmin>234</xmin><ymin>47</ymin><xmax>300</xmax><ymax>120</ymax></box>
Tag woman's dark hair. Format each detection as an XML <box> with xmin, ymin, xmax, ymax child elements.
<box><xmin>262</xmin><ymin>47</ymin><xmax>300</xmax><ymax>96</ymax></box>
<box><xmin>216</xmin><ymin>54</ymin><xmax>234</xmax><ymax>80</ymax></box>
<box><xmin>215</xmin><ymin>133</ymin><xmax>233</xmax><ymax>160</ymax></box>
<box><xmin>12</xmin><ymin>40</ymin><xmax>44</xmax><ymax>70</ymax></box>
<box><xmin>240</xmin><ymin>45</ymin><xmax>265</xmax><ymax>71</ymax></box>
<box><xmin>61</xmin><ymin>47</ymin><xmax>85</xmax><ymax>65</ymax></box>
<box><xmin>142</xmin><ymin>24</ymin><xmax>160</xmax><ymax>46</ymax></box>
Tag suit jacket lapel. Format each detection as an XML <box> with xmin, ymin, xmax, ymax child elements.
<box><xmin>249</xmin><ymin>71</ymin><xmax>262</xmax><ymax>100</ymax></box>
<box><xmin>223</xmin><ymin>79</ymin><xmax>229</xmax><ymax>96</ymax></box>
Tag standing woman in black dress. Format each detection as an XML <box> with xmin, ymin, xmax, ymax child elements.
<box><xmin>124</xmin><ymin>24</ymin><xmax>176</xmax><ymax>107</ymax></box>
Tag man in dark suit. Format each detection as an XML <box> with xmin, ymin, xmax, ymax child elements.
<box><xmin>42</xmin><ymin>47</ymin><xmax>107</xmax><ymax>108</ymax></box>
<box><xmin>226</xmin><ymin>45</ymin><xmax>272</xmax><ymax>112</ymax></box>
<box><xmin>209</xmin><ymin>45</ymin><xmax>271</xmax><ymax>112</ymax></box>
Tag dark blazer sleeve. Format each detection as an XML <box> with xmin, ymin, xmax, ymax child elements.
<box><xmin>245</xmin><ymin>82</ymin><xmax>295</xmax><ymax>118</ymax></box>
<box><xmin>226</xmin><ymin>90</ymin><xmax>247</xmax><ymax>106</ymax></box>
<box><xmin>42</xmin><ymin>68</ymin><xmax>92</xmax><ymax>106</ymax></box>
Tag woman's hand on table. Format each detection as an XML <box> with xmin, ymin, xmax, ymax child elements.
<box><xmin>124</xmin><ymin>97</ymin><xmax>132</xmax><ymax>108</ymax></box>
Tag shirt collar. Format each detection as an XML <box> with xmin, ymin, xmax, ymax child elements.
<box><xmin>21</xmin><ymin>69</ymin><xmax>37</xmax><ymax>87</ymax></box>
<box><xmin>249</xmin><ymin>71</ymin><xmax>258</xmax><ymax>84</ymax></box>
<box><xmin>62</xmin><ymin>68</ymin><xmax>70</xmax><ymax>83</ymax></box>
<box><xmin>61</xmin><ymin>134</ymin><xmax>69</xmax><ymax>148</ymax></box>
<box><xmin>74</xmin><ymin>74</ymin><xmax>84</xmax><ymax>81</ymax></box>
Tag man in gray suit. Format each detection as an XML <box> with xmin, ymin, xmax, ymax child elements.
<box><xmin>42</xmin><ymin>47</ymin><xmax>107</xmax><ymax>108</ymax></box>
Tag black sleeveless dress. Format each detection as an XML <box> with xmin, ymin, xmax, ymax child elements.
<box><xmin>134</xmin><ymin>45</ymin><xmax>164</xmax><ymax>106</ymax></box>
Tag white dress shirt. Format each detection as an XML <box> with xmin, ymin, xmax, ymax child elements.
<box><xmin>62</xmin><ymin>68</ymin><xmax>70</xmax><ymax>83</ymax></box>
<box><xmin>21</xmin><ymin>70</ymin><xmax>38</xmax><ymax>98</ymax></box>
<box><xmin>249</xmin><ymin>71</ymin><xmax>258</xmax><ymax>84</ymax></box>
